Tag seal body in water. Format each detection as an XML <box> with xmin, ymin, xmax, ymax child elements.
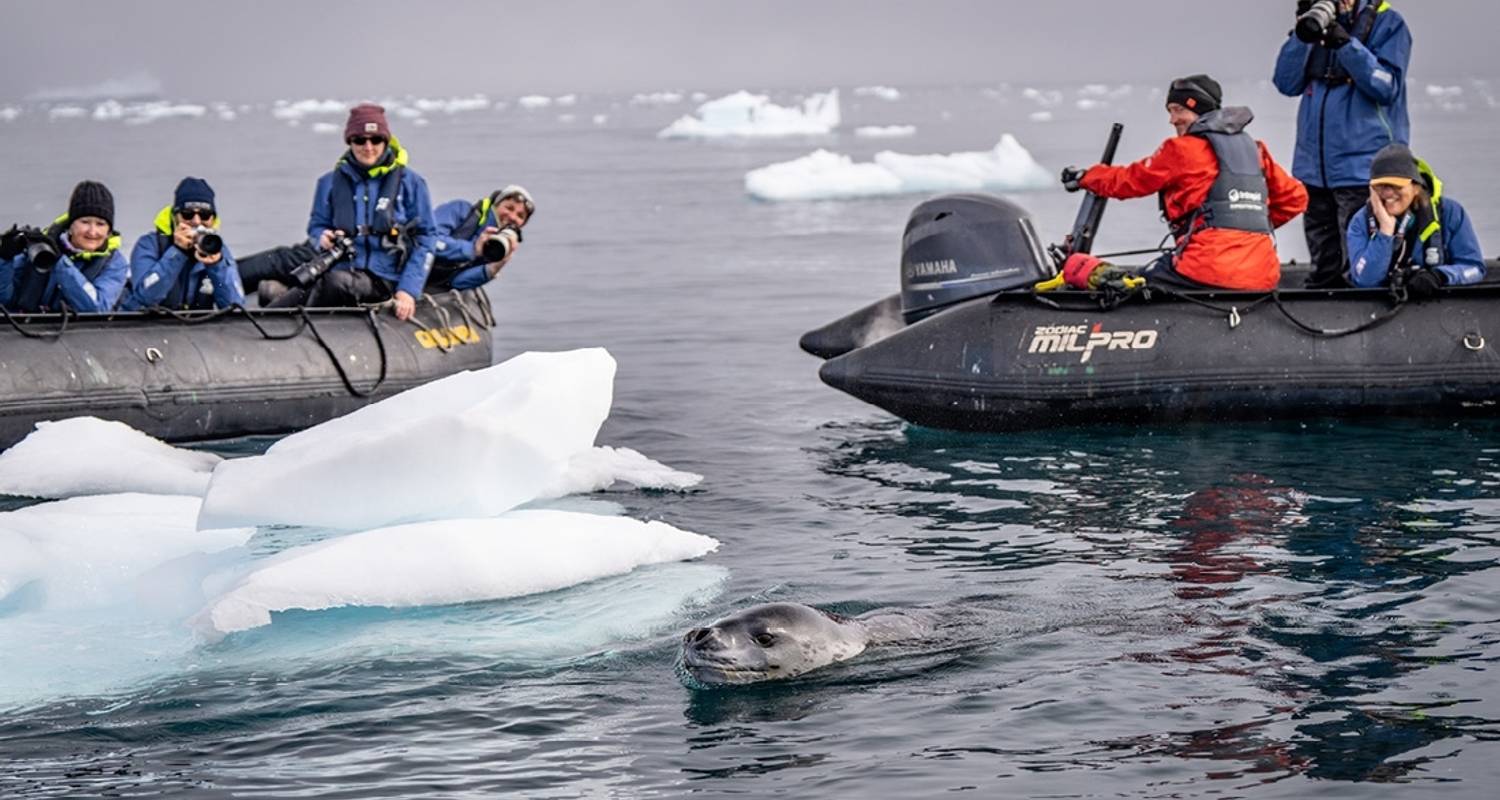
<box><xmin>677</xmin><ymin>602</ymin><xmax>932</xmax><ymax>686</ymax></box>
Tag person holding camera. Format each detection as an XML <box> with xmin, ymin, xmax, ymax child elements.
<box><xmin>1345</xmin><ymin>143</ymin><xmax>1484</xmax><ymax>295</ymax></box>
<box><xmin>273</xmin><ymin>103</ymin><xmax>435</xmax><ymax>321</ymax></box>
<box><xmin>427</xmin><ymin>185</ymin><xmax>535</xmax><ymax>291</ymax></box>
<box><xmin>0</xmin><ymin>180</ymin><xmax>129</xmax><ymax>313</ymax></box>
<box><xmin>119</xmin><ymin>177</ymin><xmax>245</xmax><ymax>311</ymax></box>
<box><xmin>1060</xmin><ymin>75</ymin><xmax>1307</xmax><ymax>291</ymax></box>
<box><xmin>1274</xmin><ymin>0</ymin><xmax>1412</xmax><ymax>289</ymax></box>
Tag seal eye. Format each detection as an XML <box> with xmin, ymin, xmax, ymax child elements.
<box><xmin>754</xmin><ymin>633</ymin><xmax>776</xmax><ymax>647</ymax></box>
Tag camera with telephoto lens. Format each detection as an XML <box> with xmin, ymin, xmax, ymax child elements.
<box><xmin>480</xmin><ymin>224</ymin><xmax>522</xmax><ymax>262</ymax></box>
<box><xmin>2</xmin><ymin>226</ymin><xmax>61</xmax><ymax>271</ymax></box>
<box><xmin>1296</xmin><ymin>0</ymin><xmax>1338</xmax><ymax>42</ymax></box>
<box><xmin>192</xmin><ymin>226</ymin><xmax>223</xmax><ymax>257</ymax></box>
<box><xmin>288</xmin><ymin>234</ymin><xmax>354</xmax><ymax>287</ymax></box>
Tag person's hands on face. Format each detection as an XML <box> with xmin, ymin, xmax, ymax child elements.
<box><xmin>319</xmin><ymin>228</ymin><xmax>346</xmax><ymax>251</ymax></box>
<box><xmin>393</xmin><ymin>289</ymin><xmax>416</xmax><ymax>321</ymax></box>
<box><xmin>1369</xmin><ymin>186</ymin><xmax>1397</xmax><ymax>236</ymax></box>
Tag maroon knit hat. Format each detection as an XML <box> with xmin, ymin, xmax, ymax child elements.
<box><xmin>344</xmin><ymin>103</ymin><xmax>390</xmax><ymax>142</ymax></box>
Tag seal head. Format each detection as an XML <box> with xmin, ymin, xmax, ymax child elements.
<box><xmin>677</xmin><ymin>602</ymin><xmax>869</xmax><ymax>687</ymax></box>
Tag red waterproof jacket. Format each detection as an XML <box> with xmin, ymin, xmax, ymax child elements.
<box><xmin>1080</xmin><ymin>129</ymin><xmax>1307</xmax><ymax>290</ymax></box>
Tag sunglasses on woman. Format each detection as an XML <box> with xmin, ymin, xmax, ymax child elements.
<box><xmin>349</xmin><ymin>136</ymin><xmax>387</xmax><ymax>146</ymax></box>
<box><xmin>177</xmin><ymin>208</ymin><xmax>215</xmax><ymax>222</ymax></box>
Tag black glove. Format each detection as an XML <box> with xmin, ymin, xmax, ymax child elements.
<box><xmin>1405</xmin><ymin>269</ymin><xmax>1446</xmax><ymax>298</ymax></box>
<box><xmin>0</xmin><ymin>225</ymin><xmax>24</xmax><ymax>260</ymax></box>
<box><xmin>1321</xmin><ymin>21</ymin><xmax>1352</xmax><ymax>49</ymax></box>
<box><xmin>1060</xmin><ymin>166</ymin><xmax>1087</xmax><ymax>193</ymax></box>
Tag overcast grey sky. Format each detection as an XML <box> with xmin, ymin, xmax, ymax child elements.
<box><xmin>3</xmin><ymin>0</ymin><xmax>1498</xmax><ymax>101</ymax></box>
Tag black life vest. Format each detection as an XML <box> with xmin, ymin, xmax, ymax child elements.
<box><xmin>1304</xmin><ymin>1</ymin><xmax>1384</xmax><ymax>85</ymax></box>
<box><xmin>329</xmin><ymin>153</ymin><xmax>406</xmax><ymax>240</ymax></box>
<box><xmin>1166</xmin><ymin>109</ymin><xmax>1274</xmax><ymax>240</ymax></box>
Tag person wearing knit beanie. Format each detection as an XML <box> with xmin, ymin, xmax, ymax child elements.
<box><xmin>118</xmin><ymin>176</ymin><xmax>245</xmax><ymax>312</ymax></box>
<box><xmin>0</xmin><ymin>179</ymin><xmax>129</xmax><ymax>312</ymax></box>
<box><xmin>343</xmin><ymin>103</ymin><xmax>391</xmax><ymax>144</ymax></box>
<box><xmin>68</xmin><ymin>180</ymin><xmax>115</xmax><ymax>228</ymax></box>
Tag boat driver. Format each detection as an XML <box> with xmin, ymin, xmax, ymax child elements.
<box><xmin>119</xmin><ymin>177</ymin><xmax>245</xmax><ymax>311</ymax></box>
<box><xmin>0</xmin><ymin>181</ymin><xmax>130</xmax><ymax>313</ymax></box>
<box><xmin>427</xmin><ymin>185</ymin><xmax>536</xmax><ymax>292</ymax></box>
<box><xmin>1345</xmin><ymin>142</ymin><xmax>1485</xmax><ymax>295</ymax></box>
<box><xmin>1060</xmin><ymin>74</ymin><xmax>1308</xmax><ymax>292</ymax></box>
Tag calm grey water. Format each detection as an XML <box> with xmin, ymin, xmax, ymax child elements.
<box><xmin>3</xmin><ymin>82</ymin><xmax>1500</xmax><ymax>798</ymax></box>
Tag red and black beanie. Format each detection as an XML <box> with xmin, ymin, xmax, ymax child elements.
<box><xmin>1166</xmin><ymin>75</ymin><xmax>1222</xmax><ymax>114</ymax></box>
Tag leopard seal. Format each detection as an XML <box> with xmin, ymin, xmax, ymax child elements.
<box><xmin>676</xmin><ymin>602</ymin><xmax>933</xmax><ymax>687</ymax></box>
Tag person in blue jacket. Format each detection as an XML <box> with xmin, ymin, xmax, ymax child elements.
<box><xmin>0</xmin><ymin>181</ymin><xmax>129</xmax><ymax>313</ymax></box>
<box><xmin>1346</xmin><ymin>143</ymin><xmax>1484</xmax><ymax>296</ymax></box>
<box><xmin>274</xmin><ymin>103</ymin><xmax>435</xmax><ymax>321</ymax></box>
<box><xmin>1274</xmin><ymin>0</ymin><xmax>1412</xmax><ymax>288</ymax></box>
<box><xmin>119</xmin><ymin>177</ymin><xmax>244</xmax><ymax>311</ymax></box>
<box><xmin>428</xmin><ymin>185</ymin><xmax>535</xmax><ymax>291</ymax></box>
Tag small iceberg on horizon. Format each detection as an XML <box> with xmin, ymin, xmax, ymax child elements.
<box><xmin>744</xmin><ymin>134</ymin><xmax>1052</xmax><ymax>202</ymax></box>
<box><xmin>658</xmin><ymin>89</ymin><xmax>840</xmax><ymax>139</ymax></box>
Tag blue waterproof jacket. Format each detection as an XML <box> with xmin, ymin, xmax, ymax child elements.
<box><xmin>432</xmin><ymin>197</ymin><xmax>506</xmax><ymax>290</ymax></box>
<box><xmin>306</xmin><ymin>139</ymin><xmax>436</xmax><ymax>299</ymax></box>
<box><xmin>119</xmin><ymin>207</ymin><xmax>246</xmax><ymax>311</ymax></box>
<box><xmin>0</xmin><ymin>221</ymin><xmax>129</xmax><ymax>312</ymax></box>
<box><xmin>1347</xmin><ymin>196</ymin><xmax>1485</xmax><ymax>288</ymax></box>
<box><xmin>1273</xmin><ymin>1</ymin><xmax>1412</xmax><ymax>189</ymax></box>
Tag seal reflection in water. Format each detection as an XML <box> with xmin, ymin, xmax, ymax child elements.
<box><xmin>676</xmin><ymin>602</ymin><xmax>930</xmax><ymax>687</ymax></box>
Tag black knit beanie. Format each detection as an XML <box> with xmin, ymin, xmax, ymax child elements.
<box><xmin>1166</xmin><ymin>75</ymin><xmax>1223</xmax><ymax>114</ymax></box>
<box><xmin>68</xmin><ymin>181</ymin><xmax>115</xmax><ymax>227</ymax></box>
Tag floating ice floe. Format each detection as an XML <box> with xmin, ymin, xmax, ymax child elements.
<box><xmin>518</xmin><ymin>95</ymin><xmax>553</xmax><ymax>109</ymax></box>
<box><xmin>0</xmin><ymin>418</ymin><xmax>221</xmax><ymax>499</ymax></box>
<box><xmin>0</xmin><ymin>494</ymin><xmax>252</xmax><ymax>612</ymax></box>
<box><xmin>47</xmin><ymin>105</ymin><xmax>87</xmax><ymax>120</ymax></box>
<box><xmin>631</xmin><ymin>91</ymin><xmax>684</xmax><ymax>106</ymax></box>
<box><xmin>192</xmin><ymin>509</ymin><xmax>718</xmax><ymax>638</ymax></box>
<box><xmin>854</xmin><ymin>85</ymin><xmax>901</xmax><ymax>102</ymax></box>
<box><xmin>593</xmin><ymin>114</ymin><xmax>609</xmax><ymax>125</ymax></box>
<box><xmin>543</xmin><ymin>446</ymin><xmax>702</xmax><ymax>497</ymax></box>
<box><xmin>272</xmin><ymin>98</ymin><xmax>346</xmax><ymax>120</ymax></box>
<box><xmin>658</xmin><ymin>89</ymin><xmax>840</xmax><ymax>139</ymax></box>
<box><xmin>412</xmin><ymin>95</ymin><xmax>490</xmax><ymax>114</ymax></box>
<box><xmin>744</xmin><ymin>134</ymin><xmax>1051</xmax><ymax>202</ymax></box>
<box><xmin>1022</xmin><ymin>88</ymin><xmax>1064</xmax><ymax>107</ymax></box>
<box><xmin>311</xmin><ymin>122</ymin><xmax>341</xmax><ymax>134</ymax></box>
<box><xmin>1075</xmin><ymin>98</ymin><xmax>1104</xmax><ymax>111</ymax></box>
<box><xmin>1029</xmin><ymin>111</ymin><xmax>1054</xmax><ymax>123</ymax></box>
<box><xmin>199</xmin><ymin>349</ymin><xmax>620</xmax><ymax>530</ymax></box>
<box><xmin>555</xmin><ymin>94</ymin><xmax>578</xmax><ymax>107</ymax></box>
<box><xmin>855</xmin><ymin>125</ymin><xmax>917</xmax><ymax>139</ymax></box>
<box><xmin>0</xmin><ymin>106</ymin><xmax>18</xmax><ymax>122</ymax></box>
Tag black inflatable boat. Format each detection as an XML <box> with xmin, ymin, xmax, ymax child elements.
<box><xmin>801</xmin><ymin>192</ymin><xmax>1500</xmax><ymax>432</ymax></box>
<box><xmin>0</xmin><ymin>290</ymin><xmax>494</xmax><ymax>449</ymax></box>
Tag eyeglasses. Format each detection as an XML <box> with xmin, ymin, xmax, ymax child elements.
<box><xmin>177</xmin><ymin>208</ymin><xmax>215</xmax><ymax>222</ymax></box>
<box><xmin>349</xmin><ymin>136</ymin><xmax>387</xmax><ymax>146</ymax></box>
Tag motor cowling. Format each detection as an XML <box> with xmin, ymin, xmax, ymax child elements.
<box><xmin>899</xmin><ymin>193</ymin><xmax>1053</xmax><ymax>323</ymax></box>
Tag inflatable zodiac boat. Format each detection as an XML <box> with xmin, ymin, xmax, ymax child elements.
<box><xmin>801</xmin><ymin>193</ymin><xmax>1500</xmax><ymax>432</ymax></box>
<box><xmin>0</xmin><ymin>289</ymin><xmax>494</xmax><ymax>448</ymax></box>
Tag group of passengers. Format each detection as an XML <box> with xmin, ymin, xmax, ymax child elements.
<box><xmin>0</xmin><ymin>104</ymin><xmax>534</xmax><ymax>321</ymax></box>
<box><xmin>1058</xmin><ymin>0</ymin><xmax>1484</xmax><ymax>296</ymax></box>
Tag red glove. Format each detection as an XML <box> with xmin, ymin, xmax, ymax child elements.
<box><xmin>1062</xmin><ymin>253</ymin><xmax>1105</xmax><ymax>289</ymax></box>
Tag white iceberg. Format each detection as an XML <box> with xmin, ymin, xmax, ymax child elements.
<box><xmin>631</xmin><ymin>91</ymin><xmax>683</xmax><ymax>106</ymax></box>
<box><xmin>0</xmin><ymin>417</ymin><xmax>222</xmax><ymax>499</ymax></box>
<box><xmin>413</xmin><ymin>95</ymin><xmax>490</xmax><ymax>114</ymax></box>
<box><xmin>91</xmin><ymin>100</ymin><xmax>125</xmax><ymax>120</ymax></box>
<box><xmin>744</xmin><ymin>135</ymin><xmax>1052</xmax><ymax>202</ymax></box>
<box><xmin>658</xmin><ymin>89</ymin><xmax>840</xmax><ymax>139</ymax></box>
<box><xmin>1022</xmin><ymin>87</ymin><xmax>1063</xmax><ymax>107</ymax></box>
<box><xmin>272</xmin><ymin>98</ymin><xmax>346</xmax><ymax>120</ymax></box>
<box><xmin>124</xmin><ymin>102</ymin><xmax>206</xmax><ymax>123</ymax></box>
<box><xmin>555</xmin><ymin>94</ymin><xmax>578</xmax><ymax>107</ymax></box>
<box><xmin>0</xmin><ymin>106</ymin><xmax>19</xmax><ymax>122</ymax></box>
<box><xmin>854</xmin><ymin>85</ymin><xmax>901</xmax><ymax>102</ymax></box>
<box><xmin>47</xmin><ymin>105</ymin><xmax>87</xmax><ymax>120</ymax></box>
<box><xmin>0</xmin><ymin>494</ymin><xmax>252</xmax><ymax>612</ymax></box>
<box><xmin>311</xmin><ymin>121</ymin><xmax>341</xmax><ymax>134</ymax></box>
<box><xmin>855</xmin><ymin>125</ymin><xmax>917</xmax><ymax>139</ymax></box>
<box><xmin>518</xmin><ymin>95</ymin><xmax>553</xmax><ymax>109</ymax></box>
<box><xmin>197</xmin><ymin>349</ymin><xmax>616</xmax><ymax>531</ymax></box>
<box><xmin>1029</xmin><ymin>110</ymin><xmax>1054</xmax><ymax>123</ymax></box>
<box><xmin>193</xmin><ymin>509</ymin><xmax>718</xmax><ymax>638</ymax></box>
<box><xmin>544</xmin><ymin>446</ymin><xmax>702</xmax><ymax>497</ymax></box>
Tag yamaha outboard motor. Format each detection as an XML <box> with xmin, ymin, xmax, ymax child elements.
<box><xmin>899</xmin><ymin>193</ymin><xmax>1053</xmax><ymax>323</ymax></box>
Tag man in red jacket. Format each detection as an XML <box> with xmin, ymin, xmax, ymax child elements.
<box><xmin>1061</xmin><ymin>75</ymin><xmax>1308</xmax><ymax>291</ymax></box>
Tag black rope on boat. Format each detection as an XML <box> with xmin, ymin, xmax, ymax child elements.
<box><xmin>405</xmin><ymin>296</ymin><xmax>454</xmax><ymax>354</ymax></box>
<box><xmin>0</xmin><ymin>303</ymin><xmax>71</xmax><ymax>340</ymax></box>
<box><xmin>299</xmin><ymin>306</ymin><xmax>388</xmax><ymax>398</ymax></box>
<box><xmin>1266</xmin><ymin>291</ymin><xmax>1408</xmax><ymax>338</ymax></box>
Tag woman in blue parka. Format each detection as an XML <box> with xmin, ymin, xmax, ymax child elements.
<box><xmin>0</xmin><ymin>181</ymin><xmax>129</xmax><ymax>313</ymax></box>
<box><xmin>282</xmin><ymin>103</ymin><xmax>435</xmax><ymax>321</ymax></box>
<box><xmin>120</xmin><ymin>177</ymin><xmax>245</xmax><ymax>311</ymax></box>
<box><xmin>1346</xmin><ymin>143</ymin><xmax>1485</xmax><ymax>295</ymax></box>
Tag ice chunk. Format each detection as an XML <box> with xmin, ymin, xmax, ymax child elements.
<box><xmin>854</xmin><ymin>85</ymin><xmax>901</xmax><ymax>102</ymax></box>
<box><xmin>311</xmin><ymin>121</ymin><xmax>340</xmax><ymax>134</ymax></box>
<box><xmin>855</xmin><ymin>125</ymin><xmax>916</xmax><ymax>139</ymax></box>
<box><xmin>413</xmin><ymin>95</ymin><xmax>490</xmax><ymax>114</ymax></box>
<box><xmin>1076</xmin><ymin>98</ymin><xmax>1104</xmax><ymax>111</ymax></box>
<box><xmin>544</xmin><ymin>446</ymin><xmax>703</xmax><ymax>498</ymax></box>
<box><xmin>193</xmin><ymin>509</ymin><xmax>719</xmax><ymax>638</ymax></box>
<box><xmin>1022</xmin><ymin>87</ymin><xmax>1063</xmax><ymax>107</ymax></box>
<box><xmin>555</xmin><ymin>94</ymin><xmax>578</xmax><ymax>106</ymax></box>
<box><xmin>197</xmin><ymin>349</ymin><xmax>616</xmax><ymax>531</ymax></box>
<box><xmin>123</xmin><ymin>102</ymin><xmax>206</xmax><ymax>123</ymax></box>
<box><xmin>47</xmin><ymin>105</ymin><xmax>87</xmax><ymax>120</ymax></box>
<box><xmin>0</xmin><ymin>106</ymin><xmax>19</xmax><ymax>122</ymax></box>
<box><xmin>658</xmin><ymin>89</ymin><xmax>840</xmax><ymax>139</ymax></box>
<box><xmin>91</xmin><ymin>100</ymin><xmax>125</xmax><ymax>120</ymax></box>
<box><xmin>745</xmin><ymin>135</ymin><xmax>1051</xmax><ymax>201</ymax></box>
<box><xmin>593</xmin><ymin>114</ymin><xmax>609</xmax><ymax>125</ymax></box>
<box><xmin>0</xmin><ymin>494</ymin><xmax>252</xmax><ymax>612</ymax></box>
<box><xmin>272</xmin><ymin>98</ymin><xmax>346</xmax><ymax>120</ymax></box>
<box><xmin>1029</xmin><ymin>111</ymin><xmax>1054</xmax><ymax>123</ymax></box>
<box><xmin>631</xmin><ymin>91</ymin><xmax>683</xmax><ymax>106</ymax></box>
<box><xmin>0</xmin><ymin>418</ymin><xmax>221</xmax><ymax>499</ymax></box>
<box><xmin>518</xmin><ymin>95</ymin><xmax>553</xmax><ymax>109</ymax></box>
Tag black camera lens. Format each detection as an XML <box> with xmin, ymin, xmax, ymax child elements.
<box><xmin>196</xmin><ymin>231</ymin><xmax>224</xmax><ymax>256</ymax></box>
<box><xmin>25</xmin><ymin>240</ymin><xmax>60</xmax><ymax>271</ymax></box>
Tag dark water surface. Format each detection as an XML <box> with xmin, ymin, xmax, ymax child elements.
<box><xmin>3</xmin><ymin>83</ymin><xmax>1500</xmax><ymax>797</ymax></box>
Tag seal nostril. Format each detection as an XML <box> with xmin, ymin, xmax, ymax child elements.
<box><xmin>686</xmin><ymin>627</ymin><xmax>710</xmax><ymax>645</ymax></box>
